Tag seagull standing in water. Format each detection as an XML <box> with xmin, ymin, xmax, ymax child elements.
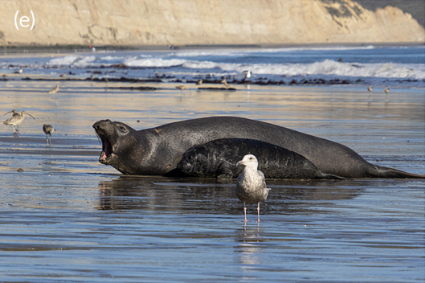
<box><xmin>43</xmin><ymin>124</ymin><xmax>54</xmax><ymax>145</ymax></box>
<box><xmin>3</xmin><ymin>110</ymin><xmax>35</xmax><ymax>134</ymax></box>
<box><xmin>242</xmin><ymin>70</ymin><xmax>252</xmax><ymax>81</ymax></box>
<box><xmin>236</xmin><ymin>154</ymin><xmax>271</xmax><ymax>223</ymax></box>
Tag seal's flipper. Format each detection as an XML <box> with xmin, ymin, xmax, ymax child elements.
<box><xmin>368</xmin><ymin>165</ymin><xmax>425</xmax><ymax>179</ymax></box>
<box><xmin>217</xmin><ymin>161</ymin><xmax>234</xmax><ymax>180</ymax></box>
<box><xmin>316</xmin><ymin>172</ymin><xmax>346</xmax><ymax>180</ymax></box>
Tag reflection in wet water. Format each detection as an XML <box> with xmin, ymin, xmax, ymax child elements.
<box><xmin>0</xmin><ymin>81</ymin><xmax>424</xmax><ymax>282</ymax></box>
<box><xmin>97</xmin><ymin>177</ymin><xmax>360</xmax><ymax>216</ymax></box>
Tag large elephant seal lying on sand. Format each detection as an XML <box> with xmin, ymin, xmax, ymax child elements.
<box><xmin>93</xmin><ymin>116</ymin><xmax>424</xmax><ymax>178</ymax></box>
<box><xmin>177</xmin><ymin>138</ymin><xmax>344</xmax><ymax>180</ymax></box>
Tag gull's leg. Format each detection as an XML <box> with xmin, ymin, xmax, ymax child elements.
<box><xmin>257</xmin><ymin>202</ymin><xmax>260</xmax><ymax>222</ymax></box>
<box><xmin>243</xmin><ymin>202</ymin><xmax>248</xmax><ymax>222</ymax></box>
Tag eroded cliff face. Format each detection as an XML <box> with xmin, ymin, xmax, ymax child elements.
<box><xmin>0</xmin><ymin>0</ymin><xmax>423</xmax><ymax>46</ymax></box>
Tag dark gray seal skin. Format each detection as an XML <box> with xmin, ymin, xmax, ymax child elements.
<box><xmin>177</xmin><ymin>138</ymin><xmax>345</xmax><ymax>180</ymax></box>
<box><xmin>92</xmin><ymin>116</ymin><xmax>424</xmax><ymax>178</ymax></box>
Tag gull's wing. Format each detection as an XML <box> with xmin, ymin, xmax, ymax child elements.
<box><xmin>257</xmin><ymin>170</ymin><xmax>266</xmax><ymax>188</ymax></box>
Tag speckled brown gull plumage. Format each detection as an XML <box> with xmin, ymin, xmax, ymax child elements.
<box><xmin>236</xmin><ymin>154</ymin><xmax>271</xmax><ymax>222</ymax></box>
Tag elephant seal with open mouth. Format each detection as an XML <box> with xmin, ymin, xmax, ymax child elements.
<box><xmin>93</xmin><ymin>116</ymin><xmax>424</xmax><ymax>178</ymax></box>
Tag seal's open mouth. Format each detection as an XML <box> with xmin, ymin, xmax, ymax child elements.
<box><xmin>95</xmin><ymin>129</ymin><xmax>114</xmax><ymax>164</ymax></box>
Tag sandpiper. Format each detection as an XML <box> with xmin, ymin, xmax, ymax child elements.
<box><xmin>176</xmin><ymin>85</ymin><xmax>187</xmax><ymax>91</ymax></box>
<box><xmin>43</xmin><ymin>124</ymin><xmax>54</xmax><ymax>145</ymax></box>
<box><xmin>221</xmin><ymin>78</ymin><xmax>229</xmax><ymax>88</ymax></box>
<box><xmin>3</xmin><ymin>111</ymin><xmax>35</xmax><ymax>133</ymax></box>
<box><xmin>48</xmin><ymin>84</ymin><xmax>59</xmax><ymax>94</ymax></box>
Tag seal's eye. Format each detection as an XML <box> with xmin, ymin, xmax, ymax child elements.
<box><xmin>119</xmin><ymin>125</ymin><xmax>128</xmax><ymax>132</ymax></box>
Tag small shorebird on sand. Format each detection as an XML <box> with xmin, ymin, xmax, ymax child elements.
<box><xmin>236</xmin><ymin>154</ymin><xmax>271</xmax><ymax>223</ymax></box>
<box><xmin>13</xmin><ymin>69</ymin><xmax>23</xmax><ymax>74</ymax></box>
<box><xmin>368</xmin><ymin>86</ymin><xmax>372</xmax><ymax>92</ymax></box>
<box><xmin>43</xmin><ymin>124</ymin><xmax>54</xmax><ymax>145</ymax></box>
<box><xmin>176</xmin><ymin>85</ymin><xmax>191</xmax><ymax>95</ymax></box>
<box><xmin>3</xmin><ymin>111</ymin><xmax>35</xmax><ymax>134</ymax></box>
<box><xmin>60</xmin><ymin>74</ymin><xmax>66</xmax><ymax>78</ymax></box>
<box><xmin>385</xmin><ymin>87</ymin><xmax>390</xmax><ymax>93</ymax></box>
<box><xmin>48</xmin><ymin>84</ymin><xmax>60</xmax><ymax>94</ymax></box>
<box><xmin>196</xmin><ymin>79</ymin><xmax>203</xmax><ymax>85</ymax></box>
<box><xmin>221</xmin><ymin>78</ymin><xmax>229</xmax><ymax>88</ymax></box>
<box><xmin>176</xmin><ymin>85</ymin><xmax>187</xmax><ymax>91</ymax></box>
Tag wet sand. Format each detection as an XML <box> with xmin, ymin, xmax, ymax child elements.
<box><xmin>0</xmin><ymin>80</ymin><xmax>424</xmax><ymax>282</ymax></box>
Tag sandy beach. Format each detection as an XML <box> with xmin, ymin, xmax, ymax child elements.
<box><xmin>0</xmin><ymin>76</ymin><xmax>424</xmax><ymax>281</ymax></box>
<box><xmin>1</xmin><ymin>0</ymin><xmax>424</xmax><ymax>280</ymax></box>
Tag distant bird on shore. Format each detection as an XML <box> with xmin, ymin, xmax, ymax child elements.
<box><xmin>13</xmin><ymin>69</ymin><xmax>23</xmax><ymax>74</ymax></box>
<box><xmin>242</xmin><ymin>70</ymin><xmax>252</xmax><ymax>81</ymax></box>
<box><xmin>48</xmin><ymin>85</ymin><xmax>60</xmax><ymax>94</ymax></box>
<box><xmin>176</xmin><ymin>85</ymin><xmax>187</xmax><ymax>91</ymax></box>
<box><xmin>385</xmin><ymin>87</ymin><xmax>390</xmax><ymax>93</ymax></box>
<box><xmin>104</xmin><ymin>78</ymin><xmax>109</xmax><ymax>83</ymax></box>
<box><xmin>3</xmin><ymin>110</ymin><xmax>35</xmax><ymax>134</ymax></box>
<box><xmin>60</xmin><ymin>74</ymin><xmax>66</xmax><ymax>78</ymax></box>
<box><xmin>176</xmin><ymin>85</ymin><xmax>191</xmax><ymax>95</ymax></box>
<box><xmin>236</xmin><ymin>154</ymin><xmax>271</xmax><ymax>223</ymax></box>
<box><xmin>368</xmin><ymin>86</ymin><xmax>372</xmax><ymax>92</ymax></box>
<box><xmin>196</xmin><ymin>79</ymin><xmax>203</xmax><ymax>85</ymax></box>
<box><xmin>221</xmin><ymin>78</ymin><xmax>229</xmax><ymax>88</ymax></box>
<box><xmin>43</xmin><ymin>124</ymin><xmax>54</xmax><ymax>145</ymax></box>
<box><xmin>90</xmin><ymin>74</ymin><xmax>94</xmax><ymax>80</ymax></box>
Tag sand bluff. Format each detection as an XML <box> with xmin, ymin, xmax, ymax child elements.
<box><xmin>0</xmin><ymin>0</ymin><xmax>424</xmax><ymax>47</ymax></box>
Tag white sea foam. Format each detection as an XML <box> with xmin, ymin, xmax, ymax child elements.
<box><xmin>183</xmin><ymin>59</ymin><xmax>425</xmax><ymax>80</ymax></box>
<box><xmin>100</xmin><ymin>56</ymin><xmax>123</xmax><ymax>61</ymax></box>
<box><xmin>124</xmin><ymin>57</ymin><xmax>187</xmax><ymax>67</ymax></box>
<box><xmin>47</xmin><ymin>55</ymin><xmax>79</xmax><ymax>66</ymax></box>
<box><xmin>72</xmin><ymin>56</ymin><xmax>96</xmax><ymax>67</ymax></box>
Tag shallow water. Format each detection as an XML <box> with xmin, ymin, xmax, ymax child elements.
<box><xmin>0</xmin><ymin>79</ymin><xmax>424</xmax><ymax>282</ymax></box>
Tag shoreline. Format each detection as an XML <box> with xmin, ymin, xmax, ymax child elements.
<box><xmin>1</xmin><ymin>42</ymin><xmax>424</xmax><ymax>55</ymax></box>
